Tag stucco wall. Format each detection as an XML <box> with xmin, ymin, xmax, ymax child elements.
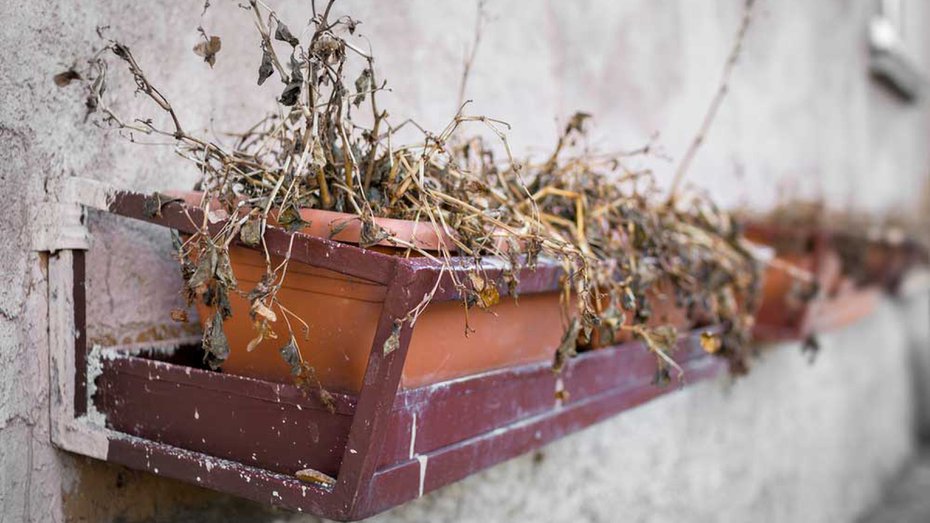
<box><xmin>2</xmin><ymin>0</ymin><xmax>929</xmax><ymax>521</ymax></box>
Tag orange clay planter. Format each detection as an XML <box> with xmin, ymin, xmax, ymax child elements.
<box><xmin>833</xmin><ymin>231</ymin><xmax>929</xmax><ymax>293</ymax></box>
<box><xmin>582</xmin><ymin>282</ymin><xmax>693</xmax><ymax>349</ymax></box>
<box><xmin>204</xmin><ymin>246</ymin><xmax>566</xmax><ymax>394</ymax></box>
<box><xmin>177</xmin><ymin>193</ymin><xmax>567</xmax><ymax>394</ymax></box>
<box><xmin>745</xmin><ymin>223</ymin><xmax>879</xmax><ymax>341</ymax></box>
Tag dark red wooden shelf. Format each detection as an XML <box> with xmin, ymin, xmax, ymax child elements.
<box><xmin>93</xmin><ymin>331</ymin><xmax>721</xmax><ymax>519</ymax></box>
<box><xmin>95</xmin><ymin>335</ymin><xmax>725</xmax><ymax>519</ymax></box>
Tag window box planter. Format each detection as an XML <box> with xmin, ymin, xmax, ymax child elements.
<box><xmin>745</xmin><ymin>222</ymin><xmax>881</xmax><ymax>341</ymax></box>
<box><xmin>832</xmin><ymin>230</ymin><xmax>928</xmax><ymax>294</ymax></box>
<box><xmin>48</xmin><ymin>181</ymin><xmax>729</xmax><ymax>521</ymax></box>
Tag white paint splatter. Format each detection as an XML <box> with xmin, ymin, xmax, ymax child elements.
<box><xmin>416</xmin><ymin>455</ymin><xmax>428</xmax><ymax>497</ymax></box>
<box><xmin>409</xmin><ymin>412</ymin><xmax>418</xmax><ymax>459</ymax></box>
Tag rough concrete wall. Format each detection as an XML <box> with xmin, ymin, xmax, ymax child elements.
<box><xmin>1</xmin><ymin>0</ymin><xmax>929</xmax><ymax>521</ymax></box>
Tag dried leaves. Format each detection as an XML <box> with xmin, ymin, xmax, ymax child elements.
<box><xmin>382</xmin><ymin>321</ymin><xmax>401</xmax><ymax>355</ymax></box>
<box><xmin>553</xmin><ymin>318</ymin><xmax>582</xmax><ymax>373</ymax></box>
<box><xmin>142</xmin><ymin>192</ymin><xmax>181</xmax><ymax>218</ymax></box>
<box><xmin>193</xmin><ymin>35</ymin><xmax>222</xmax><ymax>67</ymax></box>
<box><xmin>239</xmin><ymin>217</ymin><xmax>262</xmax><ymax>246</ymax></box>
<box><xmin>280</xmin><ymin>335</ymin><xmax>336</xmax><ymax>412</ymax></box>
<box><xmin>279</xmin><ymin>335</ymin><xmax>301</xmax><ymax>375</ymax></box>
<box><xmin>202</xmin><ymin>311</ymin><xmax>229</xmax><ymax>369</ymax></box>
<box><xmin>278</xmin><ymin>54</ymin><xmax>303</xmax><ymax>106</ymax></box>
<box><xmin>81</xmin><ymin>0</ymin><xmax>762</xmax><ymax>387</ymax></box>
<box><xmin>257</xmin><ymin>45</ymin><xmax>275</xmax><ymax>85</ymax></box>
<box><xmin>359</xmin><ymin>220</ymin><xmax>389</xmax><ymax>249</ymax></box>
<box><xmin>295</xmin><ymin>468</ymin><xmax>336</xmax><ymax>488</ymax></box>
<box><xmin>353</xmin><ymin>68</ymin><xmax>372</xmax><ymax>107</ymax></box>
<box><xmin>467</xmin><ymin>272</ymin><xmax>500</xmax><ymax>309</ymax></box>
<box><xmin>53</xmin><ymin>69</ymin><xmax>81</xmax><ymax>87</ymax></box>
<box><xmin>170</xmin><ymin>308</ymin><xmax>190</xmax><ymax>323</ymax></box>
<box><xmin>699</xmin><ymin>331</ymin><xmax>722</xmax><ymax>354</ymax></box>
<box><xmin>274</xmin><ymin>22</ymin><xmax>299</xmax><ymax>47</ymax></box>
<box><xmin>277</xmin><ymin>206</ymin><xmax>309</xmax><ymax>232</ymax></box>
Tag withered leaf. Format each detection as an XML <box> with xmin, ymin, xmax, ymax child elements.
<box><xmin>277</xmin><ymin>206</ymin><xmax>309</xmax><ymax>232</ymax></box>
<box><xmin>53</xmin><ymin>69</ymin><xmax>81</xmax><ymax>87</ymax></box>
<box><xmin>257</xmin><ymin>45</ymin><xmax>275</xmax><ymax>85</ymax></box>
<box><xmin>650</xmin><ymin>325</ymin><xmax>679</xmax><ymax>352</ymax></box>
<box><xmin>467</xmin><ymin>272</ymin><xmax>500</xmax><ymax>309</ymax></box>
<box><xmin>317</xmin><ymin>388</ymin><xmax>335</xmax><ymax>413</ymax></box>
<box><xmin>170</xmin><ymin>308</ymin><xmax>189</xmax><ymax>323</ymax></box>
<box><xmin>193</xmin><ymin>35</ymin><xmax>222</xmax><ymax>67</ymax></box>
<box><xmin>328</xmin><ymin>218</ymin><xmax>352</xmax><ymax>239</ymax></box>
<box><xmin>565</xmin><ymin>111</ymin><xmax>592</xmax><ymax>135</ymax></box>
<box><xmin>188</xmin><ymin>248</ymin><xmax>217</xmax><ymax>296</ymax></box>
<box><xmin>251</xmin><ymin>299</ymin><xmax>277</xmax><ymax>323</ymax></box>
<box><xmin>801</xmin><ymin>334</ymin><xmax>820</xmax><ymax>361</ymax></box>
<box><xmin>279</xmin><ymin>335</ymin><xmax>302</xmax><ymax>376</ymax></box>
<box><xmin>699</xmin><ymin>331</ymin><xmax>722</xmax><ymax>354</ymax></box>
<box><xmin>310</xmin><ymin>140</ymin><xmax>326</xmax><ymax>169</ymax></box>
<box><xmin>382</xmin><ymin>320</ymin><xmax>401</xmax><ymax>355</ymax></box>
<box><xmin>359</xmin><ymin>220</ymin><xmax>390</xmax><ymax>248</ymax></box>
<box><xmin>295</xmin><ymin>468</ymin><xmax>336</xmax><ymax>488</ymax></box>
<box><xmin>246</xmin><ymin>319</ymin><xmax>275</xmax><ymax>352</ymax></box>
<box><xmin>353</xmin><ymin>68</ymin><xmax>371</xmax><ymax>107</ymax></box>
<box><xmin>278</xmin><ymin>53</ymin><xmax>304</xmax><ymax>106</ymax></box>
<box><xmin>202</xmin><ymin>311</ymin><xmax>229</xmax><ymax>369</ymax></box>
<box><xmin>143</xmin><ymin>192</ymin><xmax>182</xmax><ymax>218</ymax></box>
<box><xmin>552</xmin><ymin>318</ymin><xmax>581</xmax><ymax>373</ymax></box>
<box><xmin>279</xmin><ymin>79</ymin><xmax>302</xmax><ymax>106</ymax></box>
<box><xmin>246</xmin><ymin>332</ymin><xmax>263</xmax><ymax>353</ymax></box>
<box><xmin>240</xmin><ymin>217</ymin><xmax>262</xmax><ymax>246</ymax></box>
<box><xmin>248</xmin><ymin>271</ymin><xmax>275</xmax><ymax>302</ymax></box>
<box><xmin>215</xmin><ymin>285</ymin><xmax>233</xmax><ymax>319</ymax></box>
<box><xmin>274</xmin><ymin>22</ymin><xmax>300</xmax><ymax>47</ymax></box>
<box><xmin>215</xmin><ymin>250</ymin><xmax>237</xmax><ymax>289</ymax></box>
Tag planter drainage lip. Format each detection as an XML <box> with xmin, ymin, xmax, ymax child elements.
<box><xmin>50</xmin><ymin>184</ymin><xmax>892</xmax><ymax>520</ymax></box>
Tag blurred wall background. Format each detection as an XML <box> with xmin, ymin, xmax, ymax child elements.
<box><xmin>1</xmin><ymin>0</ymin><xmax>929</xmax><ymax>521</ymax></box>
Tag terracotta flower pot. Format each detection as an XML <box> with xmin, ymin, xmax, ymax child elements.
<box><xmin>581</xmin><ymin>282</ymin><xmax>693</xmax><ymax>349</ymax></box>
<box><xmin>860</xmin><ymin>240</ymin><xmax>927</xmax><ymax>292</ymax></box>
<box><xmin>746</xmin><ymin>222</ymin><xmax>877</xmax><ymax>340</ymax></box>
<box><xmin>752</xmin><ymin>253</ymin><xmax>820</xmax><ymax>339</ymax></box>
<box><xmin>179</xmin><ymin>194</ymin><xmax>567</xmax><ymax>394</ymax></box>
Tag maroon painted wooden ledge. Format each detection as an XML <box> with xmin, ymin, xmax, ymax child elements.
<box><xmin>63</xmin><ymin>188</ymin><xmax>728</xmax><ymax>520</ymax></box>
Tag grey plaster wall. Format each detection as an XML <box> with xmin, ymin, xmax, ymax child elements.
<box><xmin>1</xmin><ymin>0</ymin><xmax>929</xmax><ymax>521</ymax></box>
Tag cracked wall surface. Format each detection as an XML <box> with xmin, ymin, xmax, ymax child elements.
<box><xmin>1</xmin><ymin>0</ymin><xmax>929</xmax><ymax>521</ymax></box>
